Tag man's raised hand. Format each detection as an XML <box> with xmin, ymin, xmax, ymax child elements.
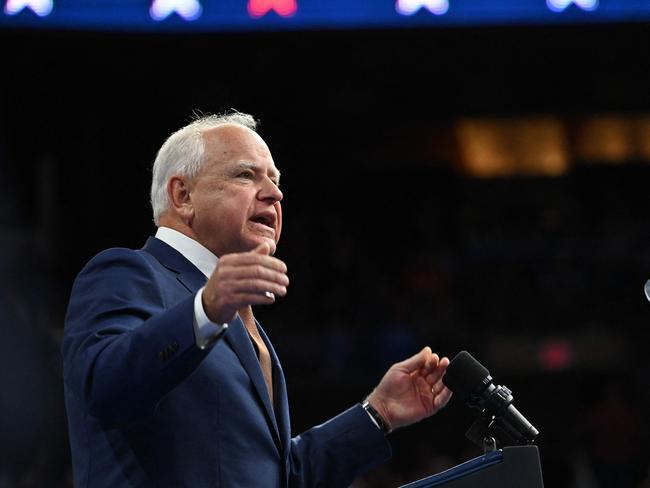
<box><xmin>366</xmin><ymin>347</ymin><xmax>452</xmax><ymax>432</ymax></box>
<box><xmin>202</xmin><ymin>243</ymin><xmax>289</xmax><ymax>324</ymax></box>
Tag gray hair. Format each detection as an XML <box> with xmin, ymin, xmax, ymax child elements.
<box><xmin>150</xmin><ymin>111</ymin><xmax>258</xmax><ymax>225</ymax></box>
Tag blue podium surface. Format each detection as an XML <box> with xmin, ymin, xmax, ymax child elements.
<box><xmin>401</xmin><ymin>450</ymin><xmax>504</xmax><ymax>488</ymax></box>
<box><xmin>399</xmin><ymin>446</ymin><xmax>544</xmax><ymax>488</ymax></box>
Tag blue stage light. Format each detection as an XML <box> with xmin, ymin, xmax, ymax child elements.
<box><xmin>4</xmin><ymin>0</ymin><xmax>52</xmax><ymax>16</ymax></box>
<box><xmin>150</xmin><ymin>0</ymin><xmax>202</xmax><ymax>21</ymax></box>
<box><xmin>396</xmin><ymin>0</ymin><xmax>449</xmax><ymax>16</ymax></box>
<box><xmin>547</xmin><ymin>0</ymin><xmax>599</xmax><ymax>13</ymax></box>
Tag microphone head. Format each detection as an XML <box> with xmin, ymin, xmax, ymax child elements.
<box><xmin>443</xmin><ymin>351</ymin><xmax>490</xmax><ymax>400</ymax></box>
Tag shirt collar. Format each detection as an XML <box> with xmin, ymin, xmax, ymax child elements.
<box><xmin>155</xmin><ymin>226</ymin><xmax>218</xmax><ymax>279</ymax></box>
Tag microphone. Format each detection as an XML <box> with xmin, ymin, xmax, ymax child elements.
<box><xmin>442</xmin><ymin>350</ymin><xmax>539</xmax><ymax>447</ymax></box>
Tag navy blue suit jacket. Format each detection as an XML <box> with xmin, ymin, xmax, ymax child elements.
<box><xmin>62</xmin><ymin>237</ymin><xmax>391</xmax><ymax>487</ymax></box>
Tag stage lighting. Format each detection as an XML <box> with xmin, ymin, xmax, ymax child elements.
<box><xmin>4</xmin><ymin>0</ymin><xmax>52</xmax><ymax>16</ymax></box>
<box><xmin>247</xmin><ymin>0</ymin><xmax>297</xmax><ymax>18</ymax></box>
<box><xmin>150</xmin><ymin>0</ymin><xmax>202</xmax><ymax>21</ymax></box>
<box><xmin>546</xmin><ymin>0</ymin><xmax>598</xmax><ymax>12</ymax></box>
<box><xmin>396</xmin><ymin>0</ymin><xmax>449</xmax><ymax>16</ymax></box>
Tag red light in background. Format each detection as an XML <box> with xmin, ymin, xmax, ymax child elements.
<box><xmin>538</xmin><ymin>340</ymin><xmax>573</xmax><ymax>371</ymax></box>
<box><xmin>248</xmin><ymin>0</ymin><xmax>297</xmax><ymax>18</ymax></box>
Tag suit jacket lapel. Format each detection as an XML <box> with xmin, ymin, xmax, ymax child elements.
<box><xmin>224</xmin><ymin>316</ymin><xmax>282</xmax><ymax>450</ymax></box>
<box><xmin>142</xmin><ymin>237</ymin><xmax>207</xmax><ymax>293</ymax></box>
<box><xmin>143</xmin><ymin>236</ymin><xmax>283</xmax><ymax>451</ymax></box>
<box><xmin>257</xmin><ymin>322</ymin><xmax>290</xmax><ymax>454</ymax></box>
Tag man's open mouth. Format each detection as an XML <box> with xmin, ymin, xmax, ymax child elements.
<box><xmin>250</xmin><ymin>213</ymin><xmax>275</xmax><ymax>229</ymax></box>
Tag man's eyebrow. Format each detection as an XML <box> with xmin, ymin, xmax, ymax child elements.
<box><xmin>232</xmin><ymin>161</ymin><xmax>257</xmax><ymax>172</ymax></box>
<box><xmin>233</xmin><ymin>161</ymin><xmax>281</xmax><ymax>183</ymax></box>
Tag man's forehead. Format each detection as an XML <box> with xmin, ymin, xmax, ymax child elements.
<box><xmin>202</xmin><ymin>127</ymin><xmax>280</xmax><ymax>179</ymax></box>
<box><xmin>204</xmin><ymin>122</ymin><xmax>253</xmax><ymax>138</ymax></box>
<box><xmin>203</xmin><ymin>124</ymin><xmax>260</xmax><ymax>149</ymax></box>
<box><xmin>203</xmin><ymin>125</ymin><xmax>274</xmax><ymax>162</ymax></box>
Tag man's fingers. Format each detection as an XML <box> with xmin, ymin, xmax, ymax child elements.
<box><xmin>396</xmin><ymin>347</ymin><xmax>434</xmax><ymax>372</ymax></box>
<box><xmin>424</xmin><ymin>357</ymin><xmax>449</xmax><ymax>385</ymax></box>
<box><xmin>253</xmin><ymin>242</ymin><xmax>271</xmax><ymax>256</ymax></box>
<box><xmin>220</xmin><ymin>265</ymin><xmax>289</xmax><ymax>287</ymax></box>
<box><xmin>433</xmin><ymin>387</ymin><xmax>453</xmax><ymax>410</ymax></box>
<box><xmin>204</xmin><ymin>248</ymin><xmax>289</xmax><ymax>322</ymax></box>
<box><xmin>422</xmin><ymin>354</ymin><xmax>440</xmax><ymax>374</ymax></box>
<box><xmin>232</xmin><ymin>292</ymin><xmax>278</xmax><ymax>306</ymax></box>
<box><xmin>231</xmin><ymin>278</ymin><xmax>288</xmax><ymax>297</ymax></box>
<box><xmin>431</xmin><ymin>379</ymin><xmax>446</xmax><ymax>396</ymax></box>
<box><xmin>223</xmin><ymin>252</ymin><xmax>288</xmax><ymax>273</ymax></box>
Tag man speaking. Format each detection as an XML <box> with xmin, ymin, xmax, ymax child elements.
<box><xmin>62</xmin><ymin>112</ymin><xmax>452</xmax><ymax>487</ymax></box>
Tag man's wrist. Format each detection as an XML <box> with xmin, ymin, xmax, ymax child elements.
<box><xmin>362</xmin><ymin>398</ymin><xmax>392</xmax><ymax>435</ymax></box>
<box><xmin>193</xmin><ymin>287</ymin><xmax>228</xmax><ymax>349</ymax></box>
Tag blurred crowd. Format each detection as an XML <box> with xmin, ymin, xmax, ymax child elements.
<box><xmin>1</xmin><ymin>162</ymin><xmax>649</xmax><ymax>487</ymax></box>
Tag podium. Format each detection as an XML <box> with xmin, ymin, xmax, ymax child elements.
<box><xmin>399</xmin><ymin>446</ymin><xmax>544</xmax><ymax>488</ymax></box>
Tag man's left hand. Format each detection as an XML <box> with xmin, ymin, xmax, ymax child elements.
<box><xmin>366</xmin><ymin>347</ymin><xmax>452</xmax><ymax>432</ymax></box>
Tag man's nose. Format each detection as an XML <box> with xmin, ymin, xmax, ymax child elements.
<box><xmin>259</xmin><ymin>178</ymin><xmax>283</xmax><ymax>203</ymax></box>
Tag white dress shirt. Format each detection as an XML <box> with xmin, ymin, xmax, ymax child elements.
<box><xmin>155</xmin><ymin>226</ymin><xmax>227</xmax><ymax>349</ymax></box>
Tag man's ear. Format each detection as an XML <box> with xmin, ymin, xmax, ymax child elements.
<box><xmin>167</xmin><ymin>176</ymin><xmax>194</xmax><ymax>224</ymax></box>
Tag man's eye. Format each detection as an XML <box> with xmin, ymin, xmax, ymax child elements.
<box><xmin>238</xmin><ymin>171</ymin><xmax>254</xmax><ymax>179</ymax></box>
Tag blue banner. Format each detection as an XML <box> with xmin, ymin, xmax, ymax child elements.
<box><xmin>1</xmin><ymin>0</ymin><xmax>649</xmax><ymax>32</ymax></box>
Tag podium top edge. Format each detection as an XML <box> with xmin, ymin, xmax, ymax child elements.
<box><xmin>399</xmin><ymin>450</ymin><xmax>503</xmax><ymax>488</ymax></box>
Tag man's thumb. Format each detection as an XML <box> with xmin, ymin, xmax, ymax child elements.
<box><xmin>253</xmin><ymin>242</ymin><xmax>271</xmax><ymax>255</ymax></box>
<box><xmin>397</xmin><ymin>346</ymin><xmax>433</xmax><ymax>371</ymax></box>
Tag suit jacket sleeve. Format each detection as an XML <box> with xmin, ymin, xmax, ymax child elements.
<box><xmin>288</xmin><ymin>405</ymin><xmax>392</xmax><ymax>487</ymax></box>
<box><xmin>62</xmin><ymin>247</ymin><xmax>209</xmax><ymax>427</ymax></box>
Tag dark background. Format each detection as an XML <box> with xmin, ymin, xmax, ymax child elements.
<box><xmin>0</xmin><ymin>21</ymin><xmax>649</xmax><ymax>487</ymax></box>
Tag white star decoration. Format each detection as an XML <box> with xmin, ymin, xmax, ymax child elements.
<box><xmin>149</xmin><ymin>0</ymin><xmax>202</xmax><ymax>21</ymax></box>
<box><xmin>396</xmin><ymin>0</ymin><xmax>449</xmax><ymax>16</ymax></box>
<box><xmin>4</xmin><ymin>0</ymin><xmax>52</xmax><ymax>16</ymax></box>
<box><xmin>547</xmin><ymin>0</ymin><xmax>598</xmax><ymax>12</ymax></box>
